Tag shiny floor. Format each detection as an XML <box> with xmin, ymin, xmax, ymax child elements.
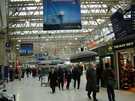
<box><xmin>5</xmin><ymin>75</ymin><xmax>135</xmax><ymax>101</ymax></box>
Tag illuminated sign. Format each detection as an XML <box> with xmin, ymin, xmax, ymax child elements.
<box><xmin>113</xmin><ymin>41</ymin><xmax>135</xmax><ymax>50</ymax></box>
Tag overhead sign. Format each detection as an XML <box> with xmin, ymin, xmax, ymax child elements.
<box><xmin>113</xmin><ymin>41</ymin><xmax>135</xmax><ymax>50</ymax></box>
<box><xmin>43</xmin><ymin>0</ymin><xmax>82</xmax><ymax>30</ymax></box>
<box><xmin>111</xmin><ymin>5</ymin><xmax>135</xmax><ymax>40</ymax></box>
<box><xmin>111</xmin><ymin>9</ymin><xmax>128</xmax><ymax>40</ymax></box>
<box><xmin>34</xmin><ymin>53</ymin><xmax>48</xmax><ymax>61</ymax></box>
<box><xmin>20</xmin><ymin>43</ymin><xmax>33</xmax><ymax>56</ymax></box>
<box><xmin>131</xmin><ymin>4</ymin><xmax>135</xmax><ymax>31</ymax></box>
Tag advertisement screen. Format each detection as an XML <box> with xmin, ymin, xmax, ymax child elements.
<box><xmin>43</xmin><ymin>0</ymin><xmax>82</xmax><ymax>30</ymax></box>
<box><xmin>20</xmin><ymin>43</ymin><xmax>33</xmax><ymax>56</ymax></box>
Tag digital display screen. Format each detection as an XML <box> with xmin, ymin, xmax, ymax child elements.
<box><xmin>111</xmin><ymin>6</ymin><xmax>135</xmax><ymax>40</ymax></box>
<box><xmin>20</xmin><ymin>43</ymin><xmax>33</xmax><ymax>56</ymax></box>
<box><xmin>131</xmin><ymin>5</ymin><xmax>135</xmax><ymax>31</ymax></box>
<box><xmin>111</xmin><ymin>10</ymin><xmax>127</xmax><ymax>40</ymax></box>
<box><xmin>35</xmin><ymin>53</ymin><xmax>48</xmax><ymax>61</ymax></box>
<box><xmin>43</xmin><ymin>0</ymin><xmax>82</xmax><ymax>30</ymax></box>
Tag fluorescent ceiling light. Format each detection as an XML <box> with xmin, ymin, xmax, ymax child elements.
<box><xmin>18</xmin><ymin>40</ymin><xmax>21</xmax><ymax>42</ymax></box>
<box><xmin>35</xmin><ymin>0</ymin><xmax>41</xmax><ymax>3</ymax></box>
<box><xmin>75</xmin><ymin>38</ymin><xmax>78</xmax><ymax>40</ymax></box>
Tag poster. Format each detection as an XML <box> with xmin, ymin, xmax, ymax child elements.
<box><xmin>43</xmin><ymin>0</ymin><xmax>82</xmax><ymax>30</ymax></box>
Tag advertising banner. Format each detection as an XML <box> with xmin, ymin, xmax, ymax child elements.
<box><xmin>43</xmin><ymin>0</ymin><xmax>82</xmax><ymax>30</ymax></box>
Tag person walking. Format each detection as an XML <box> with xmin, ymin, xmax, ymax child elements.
<box><xmin>72</xmin><ymin>65</ymin><xmax>82</xmax><ymax>89</ymax></box>
<box><xmin>86</xmin><ymin>63</ymin><xmax>98</xmax><ymax>101</ymax></box>
<box><xmin>104</xmin><ymin>63</ymin><xmax>115</xmax><ymax>101</ymax></box>
<box><xmin>48</xmin><ymin>68</ymin><xmax>58</xmax><ymax>93</ymax></box>
<box><xmin>38</xmin><ymin>67</ymin><xmax>42</xmax><ymax>81</ymax></box>
<box><xmin>65</xmin><ymin>68</ymin><xmax>72</xmax><ymax>89</ymax></box>
<box><xmin>26</xmin><ymin>67</ymin><xmax>30</xmax><ymax>78</ymax></box>
<box><xmin>18</xmin><ymin>67</ymin><xmax>22</xmax><ymax>81</ymax></box>
<box><xmin>9</xmin><ymin>66</ymin><xmax>14</xmax><ymax>81</ymax></box>
<box><xmin>57</xmin><ymin>67</ymin><xmax>64</xmax><ymax>90</ymax></box>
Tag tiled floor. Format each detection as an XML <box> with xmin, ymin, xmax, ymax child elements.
<box><xmin>4</xmin><ymin>75</ymin><xmax>135</xmax><ymax>101</ymax></box>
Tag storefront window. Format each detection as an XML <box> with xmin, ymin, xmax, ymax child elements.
<box><xmin>118</xmin><ymin>51</ymin><xmax>135</xmax><ymax>90</ymax></box>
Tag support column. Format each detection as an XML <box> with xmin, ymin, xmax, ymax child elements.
<box><xmin>0</xmin><ymin>37</ymin><xmax>5</xmax><ymax>64</ymax></box>
<box><xmin>115</xmin><ymin>51</ymin><xmax>120</xmax><ymax>89</ymax></box>
<box><xmin>4</xmin><ymin>34</ymin><xmax>7</xmax><ymax>66</ymax></box>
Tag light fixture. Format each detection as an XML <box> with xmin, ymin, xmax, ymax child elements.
<box><xmin>35</xmin><ymin>0</ymin><xmax>41</xmax><ymax>3</ymax></box>
<box><xmin>18</xmin><ymin>40</ymin><xmax>21</xmax><ymax>42</ymax></box>
<box><xmin>16</xmin><ymin>44</ymin><xmax>19</xmax><ymax>47</ymax></box>
<box><xmin>16</xmin><ymin>47</ymin><xmax>19</xmax><ymax>50</ymax></box>
<box><xmin>68</xmin><ymin>42</ymin><xmax>72</xmax><ymax>45</ymax></box>
<box><xmin>75</xmin><ymin>38</ymin><xmax>78</xmax><ymax>40</ymax></box>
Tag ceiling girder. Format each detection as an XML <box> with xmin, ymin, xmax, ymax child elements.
<box><xmin>8</xmin><ymin>13</ymin><xmax>112</xmax><ymax>20</ymax></box>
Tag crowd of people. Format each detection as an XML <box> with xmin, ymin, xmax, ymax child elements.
<box><xmin>47</xmin><ymin>63</ymin><xmax>116</xmax><ymax>101</ymax></box>
<box><xmin>48</xmin><ymin>64</ymin><xmax>83</xmax><ymax>93</ymax></box>
<box><xmin>1</xmin><ymin>66</ymin><xmax>40</xmax><ymax>82</ymax></box>
<box><xmin>0</xmin><ymin>63</ymin><xmax>116</xmax><ymax>101</ymax></box>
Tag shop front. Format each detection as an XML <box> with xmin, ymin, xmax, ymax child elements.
<box><xmin>113</xmin><ymin>37</ymin><xmax>135</xmax><ymax>91</ymax></box>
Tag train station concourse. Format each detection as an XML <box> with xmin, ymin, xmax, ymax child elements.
<box><xmin>0</xmin><ymin>0</ymin><xmax>135</xmax><ymax>101</ymax></box>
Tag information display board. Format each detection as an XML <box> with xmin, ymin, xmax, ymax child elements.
<box><xmin>43</xmin><ymin>0</ymin><xmax>82</xmax><ymax>30</ymax></box>
<box><xmin>111</xmin><ymin>9</ymin><xmax>128</xmax><ymax>40</ymax></box>
<box><xmin>35</xmin><ymin>53</ymin><xmax>48</xmax><ymax>61</ymax></box>
<box><xmin>20</xmin><ymin>43</ymin><xmax>33</xmax><ymax>56</ymax></box>
<box><xmin>111</xmin><ymin>5</ymin><xmax>135</xmax><ymax>40</ymax></box>
<box><xmin>131</xmin><ymin>5</ymin><xmax>135</xmax><ymax>31</ymax></box>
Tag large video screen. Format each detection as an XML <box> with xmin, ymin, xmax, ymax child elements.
<box><xmin>20</xmin><ymin>43</ymin><xmax>33</xmax><ymax>56</ymax></box>
<box><xmin>43</xmin><ymin>0</ymin><xmax>82</xmax><ymax>30</ymax></box>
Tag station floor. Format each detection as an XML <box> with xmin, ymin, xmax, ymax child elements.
<box><xmin>5</xmin><ymin>75</ymin><xmax>135</xmax><ymax>101</ymax></box>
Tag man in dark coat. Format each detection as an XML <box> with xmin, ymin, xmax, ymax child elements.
<box><xmin>9</xmin><ymin>67</ymin><xmax>14</xmax><ymax>81</ymax></box>
<box><xmin>86</xmin><ymin>63</ymin><xmax>98</xmax><ymax>101</ymax></box>
<box><xmin>26</xmin><ymin>68</ymin><xmax>30</xmax><ymax>78</ymax></box>
<box><xmin>65</xmin><ymin>68</ymin><xmax>72</xmax><ymax>89</ymax></box>
<box><xmin>72</xmin><ymin>65</ymin><xmax>82</xmax><ymax>89</ymax></box>
<box><xmin>4</xmin><ymin>66</ymin><xmax>9</xmax><ymax>82</ymax></box>
<box><xmin>104</xmin><ymin>63</ymin><xmax>115</xmax><ymax>101</ymax></box>
<box><xmin>48</xmin><ymin>68</ymin><xmax>58</xmax><ymax>93</ymax></box>
<box><xmin>57</xmin><ymin>67</ymin><xmax>64</xmax><ymax>90</ymax></box>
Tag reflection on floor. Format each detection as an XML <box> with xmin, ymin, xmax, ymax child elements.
<box><xmin>5</xmin><ymin>75</ymin><xmax>135</xmax><ymax>101</ymax></box>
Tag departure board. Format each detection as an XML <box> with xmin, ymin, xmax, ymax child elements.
<box><xmin>111</xmin><ymin>6</ymin><xmax>135</xmax><ymax>40</ymax></box>
<box><xmin>131</xmin><ymin>5</ymin><xmax>135</xmax><ymax>31</ymax></box>
<box><xmin>20</xmin><ymin>43</ymin><xmax>33</xmax><ymax>56</ymax></box>
<box><xmin>111</xmin><ymin>9</ymin><xmax>128</xmax><ymax>40</ymax></box>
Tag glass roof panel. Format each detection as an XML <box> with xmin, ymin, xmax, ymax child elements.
<box><xmin>8</xmin><ymin>0</ymin><xmax>130</xmax><ymax>47</ymax></box>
